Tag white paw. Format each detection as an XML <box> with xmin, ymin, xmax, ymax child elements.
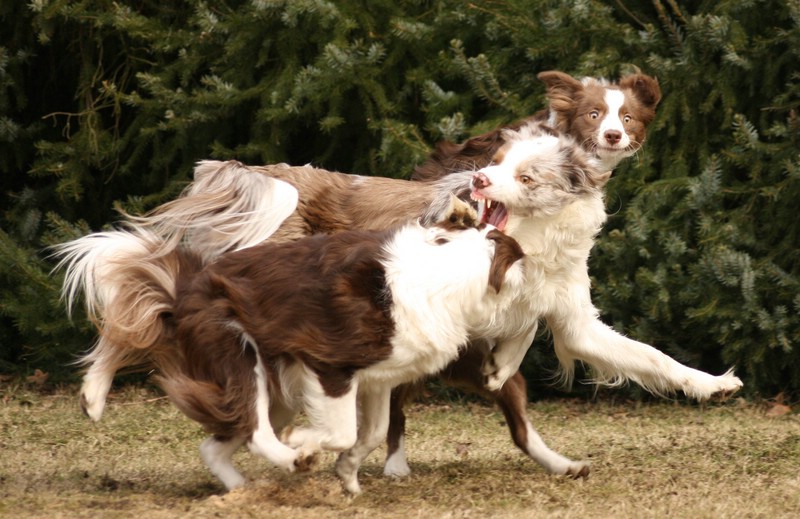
<box><xmin>383</xmin><ymin>455</ymin><xmax>412</xmax><ymax>478</ymax></box>
<box><xmin>79</xmin><ymin>390</ymin><xmax>105</xmax><ymax>422</ymax></box>
<box><xmin>247</xmin><ymin>438</ymin><xmax>299</xmax><ymax>472</ymax></box>
<box><xmin>684</xmin><ymin>369</ymin><xmax>743</xmax><ymax>400</ymax></box>
<box><xmin>482</xmin><ymin>355</ymin><xmax>513</xmax><ymax>392</ymax></box>
<box><xmin>222</xmin><ymin>472</ymin><xmax>247</xmax><ymax>491</ymax></box>
<box><xmin>335</xmin><ymin>457</ymin><xmax>363</xmax><ymax>495</ymax></box>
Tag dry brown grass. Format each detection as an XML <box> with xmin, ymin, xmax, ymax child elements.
<box><xmin>1</xmin><ymin>384</ymin><xmax>798</xmax><ymax>518</ymax></box>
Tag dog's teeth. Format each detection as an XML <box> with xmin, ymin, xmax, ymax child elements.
<box><xmin>486</xmin><ymin>200</ymin><xmax>492</xmax><ymax>210</ymax></box>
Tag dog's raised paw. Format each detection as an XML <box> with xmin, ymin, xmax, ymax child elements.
<box><xmin>482</xmin><ymin>360</ymin><xmax>513</xmax><ymax>392</ymax></box>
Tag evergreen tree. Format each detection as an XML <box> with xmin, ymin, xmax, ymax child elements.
<box><xmin>1</xmin><ymin>0</ymin><xmax>797</xmax><ymax>397</ymax></box>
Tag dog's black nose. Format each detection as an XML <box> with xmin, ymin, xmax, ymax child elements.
<box><xmin>604</xmin><ymin>130</ymin><xmax>622</xmax><ymax>145</ymax></box>
<box><xmin>473</xmin><ymin>172</ymin><xmax>491</xmax><ymax>189</ymax></box>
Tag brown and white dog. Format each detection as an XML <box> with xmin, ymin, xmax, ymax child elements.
<box><xmin>413</xmin><ymin>70</ymin><xmax>662</xmax><ymax>181</ymax></box>
<box><xmin>57</xmin><ymin>121</ymin><xmax>741</xmax><ymax>492</ymax></box>
<box><xmin>60</xmin><ymin>201</ymin><xmax>525</xmax><ymax>494</ymax></box>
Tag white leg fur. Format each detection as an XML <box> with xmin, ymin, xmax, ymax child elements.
<box><xmin>200</xmin><ymin>436</ymin><xmax>247</xmax><ymax>490</ymax></box>
<box><xmin>80</xmin><ymin>362</ymin><xmax>114</xmax><ymax>422</ymax></box>
<box><xmin>551</xmin><ymin>316</ymin><xmax>743</xmax><ymax>400</ymax></box>
<box><xmin>247</xmin><ymin>349</ymin><xmax>300</xmax><ymax>471</ymax></box>
<box><xmin>283</xmin><ymin>372</ymin><xmax>359</xmax><ymax>456</ymax></box>
<box><xmin>383</xmin><ymin>435</ymin><xmax>412</xmax><ymax>477</ymax></box>
<box><xmin>79</xmin><ymin>336</ymin><xmax>137</xmax><ymax>421</ymax></box>
<box><xmin>336</xmin><ymin>386</ymin><xmax>393</xmax><ymax>495</ymax></box>
<box><xmin>520</xmin><ymin>418</ymin><xmax>590</xmax><ymax>477</ymax></box>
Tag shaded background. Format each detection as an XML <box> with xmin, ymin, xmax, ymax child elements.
<box><xmin>1</xmin><ymin>0</ymin><xmax>798</xmax><ymax>398</ymax></box>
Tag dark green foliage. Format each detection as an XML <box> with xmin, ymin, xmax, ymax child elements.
<box><xmin>1</xmin><ymin>0</ymin><xmax>798</xmax><ymax>397</ymax></box>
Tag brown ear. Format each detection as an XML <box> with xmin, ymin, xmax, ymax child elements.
<box><xmin>486</xmin><ymin>230</ymin><xmax>524</xmax><ymax>293</ymax></box>
<box><xmin>619</xmin><ymin>73</ymin><xmax>662</xmax><ymax>111</ymax></box>
<box><xmin>538</xmin><ymin>71</ymin><xmax>583</xmax><ymax>105</ymax></box>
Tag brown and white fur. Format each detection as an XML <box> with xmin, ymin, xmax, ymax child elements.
<box><xmin>413</xmin><ymin>70</ymin><xmax>662</xmax><ymax>181</ymax></box>
<box><xmin>57</xmin><ymin>122</ymin><xmax>741</xmax><ymax>490</ymax></box>
<box><xmin>60</xmin><ymin>204</ymin><xmax>525</xmax><ymax>494</ymax></box>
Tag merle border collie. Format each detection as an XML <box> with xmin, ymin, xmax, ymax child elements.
<box><xmin>59</xmin><ymin>201</ymin><xmax>526</xmax><ymax>494</ymax></box>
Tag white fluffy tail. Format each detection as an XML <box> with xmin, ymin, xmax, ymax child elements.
<box><xmin>55</xmin><ymin>228</ymin><xmax>163</xmax><ymax>323</ymax></box>
<box><xmin>131</xmin><ymin>160</ymin><xmax>298</xmax><ymax>262</ymax></box>
<box><xmin>54</xmin><ymin>227</ymin><xmax>192</xmax><ymax>420</ymax></box>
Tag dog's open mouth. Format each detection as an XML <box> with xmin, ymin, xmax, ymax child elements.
<box><xmin>471</xmin><ymin>191</ymin><xmax>509</xmax><ymax>231</ymax></box>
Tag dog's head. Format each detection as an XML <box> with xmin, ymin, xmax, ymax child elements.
<box><xmin>538</xmin><ymin>70</ymin><xmax>661</xmax><ymax>171</ymax></box>
<box><xmin>469</xmin><ymin>123</ymin><xmax>610</xmax><ymax>228</ymax></box>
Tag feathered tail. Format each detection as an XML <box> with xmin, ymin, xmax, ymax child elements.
<box><xmin>53</xmin><ymin>227</ymin><xmax>200</xmax><ymax>420</ymax></box>
<box><xmin>53</xmin><ymin>160</ymin><xmax>298</xmax><ymax>420</ymax></box>
<box><xmin>129</xmin><ymin>160</ymin><xmax>299</xmax><ymax>262</ymax></box>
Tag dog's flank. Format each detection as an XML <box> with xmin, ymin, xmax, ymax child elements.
<box><xmin>413</xmin><ymin>69</ymin><xmax>662</xmax><ymax>181</ymax></box>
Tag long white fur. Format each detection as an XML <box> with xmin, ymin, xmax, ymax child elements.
<box><xmin>60</xmin><ymin>125</ymin><xmax>741</xmax><ymax>492</ymax></box>
<box><xmin>472</xmin><ymin>129</ymin><xmax>743</xmax><ymax>399</ymax></box>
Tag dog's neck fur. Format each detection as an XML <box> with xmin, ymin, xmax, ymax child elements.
<box><xmin>506</xmin><ymin>195</ymin><xmax>606</xmax><ymax>266</ymax></box>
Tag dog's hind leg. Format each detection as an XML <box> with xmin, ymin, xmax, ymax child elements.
<box><xmin>200</xmin><ymin>435</ymin><xmax>247</xmax><ymax>490</ymax></box>
<box><xmin>336</xmin><ymin>385</ymin><xmax>392</xmax><ymax>495</ymax></box>
<box><xmin>436</xmin><ymin>346</ymin><xmax>589</xmax><ymax>478</ymax></box>
<box><xmin>550</xmin><ymin>316</ymin><xmax>743</xmax><ymax>400</ymax></box>
<box><xmin>383</xmin><ymin>383</ymin><xmax>415</xmax><ymax>477</ymax></box>
<box><xmin>79</xmin><ymin>337</ymin><xmax>141</xmax><ymax>421</ymax></box>
<box><xmin>247</xmin><ymin>349</ymin><xmax>300</xmax><ymax>471</ymax></box>
<box><xmin>495</xmin><ymin>371</ymin><xmax>589</xmax><ymax>478</ymax></box>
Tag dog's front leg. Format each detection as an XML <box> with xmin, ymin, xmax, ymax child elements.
<box><xmin>282</xmin><ymin>369</ymin><xmax>359</xmax><ymax>460</ymax></box>
<box><xmin>336</xmin><ymin>385</ymin><xmax>392</xmax><ymax>495</ymax></box>
<box><xmin>482</xmin><ymin>325</ymin><xmax>538</xmax><ymax>391</ymax></box>
<box><xmin>548</xmin><ymin>314</ymin><xmax>743</xmax><ymax>400</ymax></box>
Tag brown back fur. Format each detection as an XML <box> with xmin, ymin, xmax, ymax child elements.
<box><xmin>256</xmin><ymin>165</ymin><xmax>440</xmax><ymax>243</ymax></box>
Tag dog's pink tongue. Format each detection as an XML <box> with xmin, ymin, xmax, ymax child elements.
<box><xmin>489</xmin><ymin>204</ymin><xmax>509</xmax><ymax>231</ymax></box>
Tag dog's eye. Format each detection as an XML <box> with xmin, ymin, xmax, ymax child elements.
<box><xmin>623</xmin><ymin>114</ymin><xmax>632</xmax><ymax>124</ymax></box>
<box><xmin>588</xmin><ymin>110</ymin><xmax>600</xmax><ymax>119</ymax></box>
<box><xmin>519</xmin><ymin>175</ymin><xmax>533</xmax><ymax>185</ymax></box>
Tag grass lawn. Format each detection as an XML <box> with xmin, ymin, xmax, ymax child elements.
<box><xmin>1</xmin><ymin>384</ymin><xmax>798</xmax><ymax>518</ymax></box>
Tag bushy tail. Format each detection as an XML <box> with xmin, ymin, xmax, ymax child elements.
<box><xmin>55</xmin><ymin>227</ymin><xmax>196</xmax><ymax>351</ymax></box>
<box><xmin>53</xmin><ymin>227</ymin><xmax>202</xmax><ymax>420</ymax></box>
<box><xmin>129</xmin><ymin>160</ymin><xmax>299</xmax><ymax>262</ymax></box>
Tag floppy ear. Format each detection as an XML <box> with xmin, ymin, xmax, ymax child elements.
<box><xmin>619</xmin><ymin>73</ymin><xmax>662</xmax><ymax>113</ymax></box>
<box><xmin>537</xmin><ymin>71</ymin><xmax>584</xmax><ymax>125</ymax></box>
<box><xmin>486</xmin><ymin>230</ymin><xmax>525</xmax><ymax>293</ymax></box>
